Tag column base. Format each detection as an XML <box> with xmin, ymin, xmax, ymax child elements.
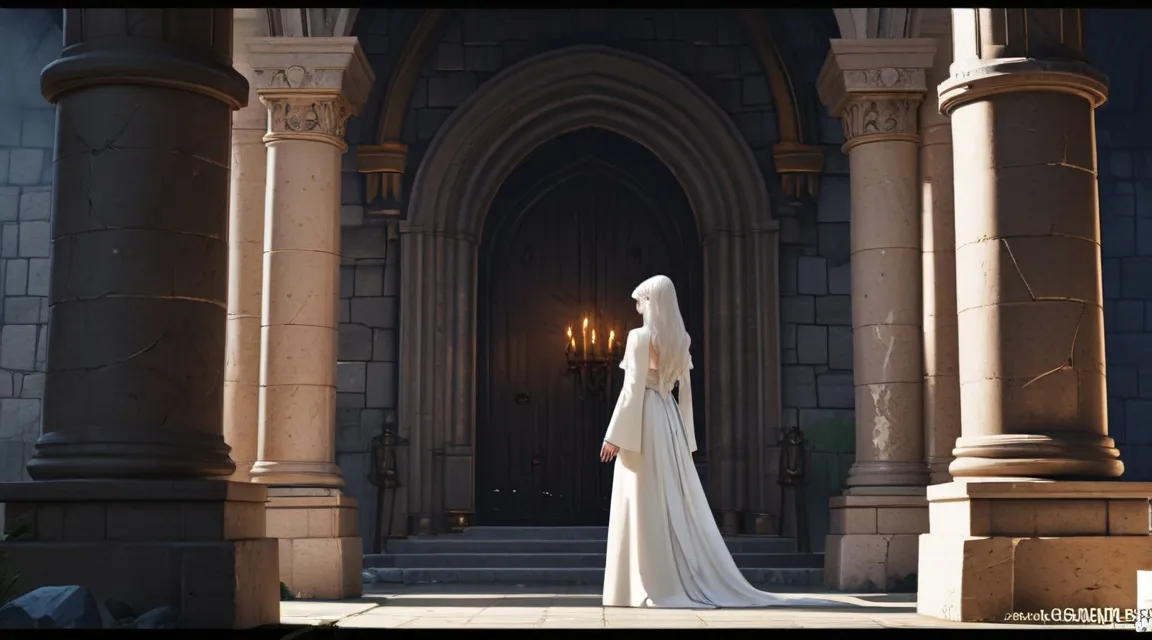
<box><xmin>824</xmin><ymin>494</ymin><xmax>928</xmax><ymax>590</ymax></box>
<box><xmin>266</xmin><ymin>488</ymin><xmax>362</xmax><ymax>599</ymax></box>
<box><xmin>918</xmin><ymin>480</ymin><xmax>1152</xmax><ymax>622</ymax></box>
<box><xmin>0</xmin><ymin>479</ymin><xmax>279</xmax><ymax>628</ymax></box>
<box><xmin>846</xmin><ymin>460</ymin><xmax>930</xmax><ymax>490</ymax></box>
<box><xmin>250</xmin><ymin>460</ymin><xmax>346</xmax><ymax>488</ymax></box>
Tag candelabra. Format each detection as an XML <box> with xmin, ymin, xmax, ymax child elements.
<box><xmin>564</xmin><ymin>317</ymin><xmax>621</xmax><ymax>401</ymax></box>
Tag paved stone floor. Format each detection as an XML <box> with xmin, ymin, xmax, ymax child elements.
<box><xmin>279</xmin><ymin>585</ymin><xmax>1127</xmax><ymax>629</ymax></box>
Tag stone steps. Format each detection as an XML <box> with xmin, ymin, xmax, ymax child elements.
<box><xmin>382</xmin><ymin>537</ymin><xmax>803</xmax><ymax>554</ymax></box>
<box><xmin>453</xmin><ymin>526</ymin><xmax>610</xmax><ymax>540</ymax></box>
<box><xmin>362</xmin><ymin>526</ymin><xmax>825</xmax><ymax>587</ymax></box>
<box><xmin>367</xmin><ymin>551</ymin><xmax>824</xmax><ymax>569</ymax></box>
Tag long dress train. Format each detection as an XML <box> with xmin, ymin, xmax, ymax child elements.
<box><xmin>602</xmin><ymin>366</ymin><xmax>842</xmax><ymax>609</ymax></box>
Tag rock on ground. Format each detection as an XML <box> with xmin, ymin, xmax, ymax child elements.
<box><xmin>0</xmin><ymin>585</ymin><xmax>105</xmax><ymax>629</ymax></box>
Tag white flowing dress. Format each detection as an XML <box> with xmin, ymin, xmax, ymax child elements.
<box><xmin>602</xmin><ymin>327</ymin><xmax>840</xmax><ymax>609</ymax></box>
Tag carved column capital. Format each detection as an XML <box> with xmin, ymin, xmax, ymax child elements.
<box><xmin>246</xmin><ymin>37</ymin><xmax>375</xmax><ymax>149</ymax></box>
<box><xmin>838</xmin><ymin>97</ymin><xmax>922</xmax><ymax>152</ymax></box>
<box><xmin>817</xmin><ymin>38</ymin><xmax>938</xmax><ymax>152</ymax></box>
<box><xmin>258</xmin><ymin>91</ymin><xmax>352</xmax><ymax>149</ymax></box>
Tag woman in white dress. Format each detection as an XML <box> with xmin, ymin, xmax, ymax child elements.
<box><xmin>599</xmin><ymin>275</ymin><xmax>840</xmax><ymax>609</ymax></box>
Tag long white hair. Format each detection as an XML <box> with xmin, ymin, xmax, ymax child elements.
<box><xmin>632</xmin><ymin>275</ymin><xmax>692</xmax><ymax>391</ymax></box>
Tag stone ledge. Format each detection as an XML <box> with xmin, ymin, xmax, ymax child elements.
<box><xmin>6</xmin><ymin>499</ymin><xmax>266</xmax><ymax>542</ymax></box>
<box><xmin>926</xmin><ymin>480</ymin><xmax>1151</xmax><ymax>537</ymax></box>
<box><xmin>279</xmin><ymin>536</ymin><xmax>362</xmax><ymax>600</ymax></box>
<box><xmin>0</xmin><ymin>479</ymin><xmax>268</xmax><ymax>503</ymax></box>
<box><xmin>832</xmin><ymin>507</ymin><xmax>928</xmax><ymax>536</ymax></box>
<box><xmin>918</xmin><ymin>534</ymin><xmax>1152</xmax><ymax>622</ymax></box>
<box><xmin>824</xmin><ymin>532</ymin><xmax>918</xmax><ymax>590</ymax></box>
<box><xmin>927</xmin><ymin>479</ymin><xmax>1152</xmax><ymax>501</ymax></box>
<box><xmin>267</xmin><ymin>496</ymin><xmax>359</xmax><ymax>539</ymax></box>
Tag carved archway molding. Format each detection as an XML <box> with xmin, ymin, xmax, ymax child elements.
<box><xmin>396</xmin><ymin>45</ymin><xmax>782</xmax><ymax>535</ymax></box>
<box><xmin>358</xmin><ymin>9</ymin><xmax>827</xmax><ymax>210</ymax></box>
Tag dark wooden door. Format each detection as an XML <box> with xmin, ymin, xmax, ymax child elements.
<box><xmin>478</xmin><ymin>174</ymin><xmax>671</xmax><ymax>525</ymax></box>
<box><xmin>476</xmin><ymin>129</ymin><xmax>702</xmax><ymax>526</ymax></box>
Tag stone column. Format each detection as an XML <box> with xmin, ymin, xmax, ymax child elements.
<box><xmin>0</xmin><ymin>8</ymin><xmax>278</xmax><ymax>627</ymax></box>
<box><xmin>918</xmin><ymin>16</ymin><xmax>961</xmax><ymax>485</ymax></box>
<box><xmin>816</xmin><ymin>38</ymin><xmax>937</xmax><ymax>590</ymax></box>
<box><xmin>918</xmin><ymin>9</ymin><xmax>1152</xmax><ymax>622</ymax></box>
<box><xmin>247</xmin><ymin>37</ymin><xmax>374</xmax><ymax>600</ymax></box>
<box><xmin>223</xmin><ymin>10</ymin><xmax>268</xmax><ymax>482</ymax></box>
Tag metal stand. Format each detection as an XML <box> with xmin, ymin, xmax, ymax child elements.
<box><xmin>777</xmin><ymin>426</ymin><xmax>813</xmax><ymax>553</ymax></box>
<box><xmin>368</xmin><ymin>414</ymin><xmax>408</xmax><ymax>554</ymax></box>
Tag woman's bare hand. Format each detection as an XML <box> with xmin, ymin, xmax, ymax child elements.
<box><xmin>600</xmin><ymin>441</ymin><xmax>620</xmax><ymax>463</ymax></box>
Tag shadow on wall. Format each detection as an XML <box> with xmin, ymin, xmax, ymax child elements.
<box><xmin>0</xmin><ymin>9</ymin><xmax>61</xmax><ymax>482</ymax></box>
<box><xmin>0</xmin><ymin>10</ymin><xmax>60</xmax><ymax>109</ymax></box>
<box><xmin>1087</xmin><ymin>8</ymin><xmax>1152</xmax><ymax>481</ymax></box>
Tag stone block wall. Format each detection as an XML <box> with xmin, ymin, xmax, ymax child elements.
<box><xmin>343</xmin><ymin>9</ymin><xmax>852</xmax><ymax>547</ymax></box>
<box><xmin>1088</xmin><ymin>9</ymin><xmax>1152</xmax><ymax>480</ymax></box>
<box><xmin>0</xmin><ymin>9</ymin><xmax>60</xmax><ymax>482</ymax></box>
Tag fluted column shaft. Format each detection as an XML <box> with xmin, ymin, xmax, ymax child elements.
<box><xmin>818</xmin><ymin>40</ymin><xmax>937</xmax><ymax>494</ymax></box>
<box><xmin>30</xmin><ymin>8</ymin><xmax>248</xmax><ymax>480</ymax></box>
<box><xmin>223</xmin><ymin>11</ymin><xmax>268</xmax><ymax>482</ymax></box>
<box><xmin>247</xmin><ymin>38</ymin><xmax>375</xmax><ymax>488</ymax></box>
<box><xmin>942</xmin><ymin>8</ymin><xmax>1122</xmax><ymax>479</ymax></box>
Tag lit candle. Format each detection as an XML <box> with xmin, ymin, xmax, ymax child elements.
<box><xmin>582</xmin><ymin>317</ymin><xmax>588</xmax><ymax>358</ymax></box>
<box><xmin>591</xmin><ymin>329</ymin><xmax>597</xmax><ymax>358</ymax></box>
<box><xmin>608</xmin><ymin>329</ymin><xmax>615</xmax><ymax>356</ymax></box>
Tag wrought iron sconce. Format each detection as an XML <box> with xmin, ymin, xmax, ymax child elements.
<box><xmin>564</xmin><ymin>317</ymin><xmax>621</xmax><ymax>401</ymax></box>
<box><xmin>368</xmin><ymin>414</ymin><xmax>408</xmax><ymax>553</ymax></box>
<box><xmin>777</xmin><ymin>425</ymin><xmax>813</xmax><ymax>553</ymax></box>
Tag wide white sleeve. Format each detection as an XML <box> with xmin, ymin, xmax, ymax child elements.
<box><xmin>603</xmin><ymin>330</ymin><xmax>647</xmax><ymax>453</ymax></box>
<box><xmin>678</xmin><ymin>369</ymin><xmax>698</xmax><ymax>453</ymax></box>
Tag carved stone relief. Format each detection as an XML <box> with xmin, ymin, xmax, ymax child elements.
<box><xmin>261</xmin><ymin>94</ymin><xmax>350</xmax><ymax>140</ymax></box>
<box><xmin>839</xmin><ymin>97</ymin><xmax>920</xmax><ymax>143</ymax></box>
<box><xmin>255</xmin><ymin>64</ymin><xmax>347</xmax><ymax>92</ymax></box>
<box><xmin>842</xmin><ymin>67</ymin><xmax>925</xmax><ymax>91</ymax></box>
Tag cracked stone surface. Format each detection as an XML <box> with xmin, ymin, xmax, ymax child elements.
<box><xmin>279</xmin><ymin>584</ymin><xmax>1120</xmax><ymax>629</ymax></box>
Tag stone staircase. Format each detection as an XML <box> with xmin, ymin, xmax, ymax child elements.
<box><xmin>362</xmin><ymin>526</ymin><xmax>824</xmax><ymax>586</ymax></box>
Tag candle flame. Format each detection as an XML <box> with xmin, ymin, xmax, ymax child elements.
<box><xmin>582</xmin><ymin>317</ymin><xmax>588</xmax><ymax>330</ymax></box>
<box><xmin>566</xmin><ymin>326</ymin><xmax>573</xmax><ymax>339</ymax></box>
<box><xmin>609</xmin><ymin>329</ymin><xmax>615</xmax><ymax>347</ymax></box>
<box><xmin>591</xmin><ymin>329</ymin><xmax>596</xmax><ymax>344</ymax></box>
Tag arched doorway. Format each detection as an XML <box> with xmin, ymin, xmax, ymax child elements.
<box><xmin>398</xmin><ymin>45</ymin><xmax>781</xmax><ymax>536</ymax></box>
<box><xmin>475</xmin><ymin>129</ymin><xmax>703</xmax><ymax>525</ymax></box>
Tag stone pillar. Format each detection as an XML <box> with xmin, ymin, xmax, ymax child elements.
<box><xmin>0</xmin><ymin>8</ymin><xmax>278</xmax><ymax>627</ymax></box>
<box><xmin>223</xmin><ymin>10</ymin><xmax>267</xmax><ymax>483</ymax></box>
<box><xmin>918</xmin><ymin>9</ymin><xmax>1152</xmax><ymax>622</ymax></box>
<box><xmin>919</xmin><ymin>17</ymin><xmax>961</xmax><ymax>486</ymax></box>
<box><xmin>816</xmin><ymin>38</ymin><xmax>937</xmax><ymax>590</ymax></box>
<box><xmin>247</xmin><ymin>37</ymin><xmax>374</xmax><ymax>600</ymax></box>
